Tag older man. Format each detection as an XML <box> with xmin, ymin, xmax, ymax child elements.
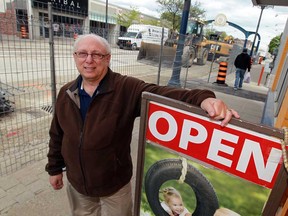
<box><xmin>45</xmin><ymin>34</ymin><xmax>239</xmax><ymax>216</ymax></box>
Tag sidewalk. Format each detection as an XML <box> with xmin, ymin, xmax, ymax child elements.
<box><xmin>0</xmin><ymin>63</ymin><xmax>269</xmax><ymax>215</ymax></box>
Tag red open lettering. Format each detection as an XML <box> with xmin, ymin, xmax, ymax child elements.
<box><xmin>146</xmin><ymin>102</ymin><xmax>283</xmax><ymax>188</ymax></box>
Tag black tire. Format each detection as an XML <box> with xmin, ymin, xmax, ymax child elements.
<box><xmin>137</xmin><ymin>46</ymin><xmax>146</xmax><ymax>60</ymax></box>
<box><xmin>132</xmin><ymin>43</ymin><xmax>137</xmax><ymax>51</ymax></box>
<box><xmin>145</xmin><ymin>158</ymin><xmax>219</xmax><ymax>216</ymax></box>
<box><xmin>196</xmin><ymin>48</ymin><xmax>208</xmax><ymax>65</ymax></box>
<box><xmin>182</xmin><ymin>46</ymin><xmax>195</xmax><ymax>67</ymax></box>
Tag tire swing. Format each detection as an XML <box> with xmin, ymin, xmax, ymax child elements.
<box><xmin>145</xmin><ymin>158</ymin><xmax>219</xmax><ymax>216</ymax></box>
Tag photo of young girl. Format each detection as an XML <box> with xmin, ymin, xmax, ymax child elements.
<box><xmin>160</xmin><ymin>187</ymin><xmax>192</xmax><ymax>216</ymax></box>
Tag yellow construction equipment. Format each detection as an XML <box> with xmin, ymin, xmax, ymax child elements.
<box><xmin>137</xmin><ymin>19</ymin><xmax>209</xmax><ymax>67</ymax></box>
<box><xmin>137</xmin><ymin>19</ymin><xmax>234</xmax><ymax>67</ymax></box>
<box><xmin>205</xmin><ymin>40</ymin><xmax>233</xmax><ymax>61</ymax></box>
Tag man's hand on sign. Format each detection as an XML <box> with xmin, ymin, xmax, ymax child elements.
<box><xmin>200</xmin><ymin>98</ymin><xmax>240</xmax><ymax>127</ymax></box>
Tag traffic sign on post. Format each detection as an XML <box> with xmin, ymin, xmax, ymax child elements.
<box><xmin>214</xmin><ymin>13</ymin><xmax>227</xmax><ymax>27</ymax></box>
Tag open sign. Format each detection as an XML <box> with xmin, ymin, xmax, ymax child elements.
<box><xmin>146</xmin><ymin>102</ymin><xmax>283</xmax><ymax>189</ymax></box>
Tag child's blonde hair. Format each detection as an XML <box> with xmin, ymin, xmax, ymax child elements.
<box><xmin>160</xmin><ymin>187</ymin><xmax>182</xmax><ymax>202</ymax></box>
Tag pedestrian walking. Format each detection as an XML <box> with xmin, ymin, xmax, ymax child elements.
<box><xmin>233</xmin><ymin>48</ymin><xmax>251</xmax><ymax>90</ymax></box>
<box><xmin>45</xmin><ymin>33</ymin><xmax>240</xmax><ymax>216</ymax></box>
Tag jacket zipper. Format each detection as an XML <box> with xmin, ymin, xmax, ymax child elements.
<box><xmin>78</xmin><ymin>130</ymin><xmax>89</xmax><ymax>194</ymax></box>
<box><xmin>67</xmin><ymin>90</ymin><xmax>89</xmax><ymax>195</ymax></box>
<box><xmin>68</xmin><ymin>87</ymin><xmax>100</xmax><ymax>195</ymax></box>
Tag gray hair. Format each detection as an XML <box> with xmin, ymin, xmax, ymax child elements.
<box><xmin>73</xmin><ymin>34</ymin><xmax>111</xmax><ymax>54</ymax></box>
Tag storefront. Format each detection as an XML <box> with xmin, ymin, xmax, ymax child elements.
<box><xmin>1</xmin><ymin>0</ymin><xmax>158</xmax><ymax>44</ymax></box>
<box><xmin>31</xmin><ymin>0</ymin><xmax>88</xmax><ymax>38</ymax></box>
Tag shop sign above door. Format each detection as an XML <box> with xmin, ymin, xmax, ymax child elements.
<box><xmin>32</xmin><ymin>0</ymin><xmax>88</xmax><ymax>16</ymax></box>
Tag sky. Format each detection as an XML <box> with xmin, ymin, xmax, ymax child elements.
<box><xmin>105</xmin><ymin>0</ymin><xmax>288</xmax><ymax>52</ymax></box>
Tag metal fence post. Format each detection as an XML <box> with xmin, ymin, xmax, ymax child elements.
<box><xmin>157</xmin><ymin>27</ymin><xmax>165</xmax><ymax>85</ymax></box>
<box><xmin>168</xmin><ymin>0</ymin><xmax>191</xmax><ymax>87</ymax></box>
<box><xmin>48</xmin><ymin>3</ymin><xmax>57</xmax><ymax>113</ymax></box>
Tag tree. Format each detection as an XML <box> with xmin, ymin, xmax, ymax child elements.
<box><xmin>142</xmin><ymin>19</ymin><xmax>161</xmax><ymax>26</ymax></box>
<box><xmin>157</xmin><ymin>0</ymin><xmax>183</xmax><ymax>31</ymax></box>
<box><xmin>116</xmin><ymin>6</ymin><xmax>142</xmax><ymax>28</ymax></box>
<box><xmin>189</xmin><ymin>1</ymin><xmax>205</xmax><ymax>20</ymax></box>
<box><xmin>219</xmin><ymin>31</ymin><xmax>227</xmax><ymax>41</ymax></box>
<box><xmin>157</xmin><ymin>0</ymin><xmax>205</xmax><ymax>31</ymax></box>
<box><xmin>116</xmin><ymin>7</ymin><xmax>163</xmax><ymax>28</ymax></box>
<box><xmin>204</xmin><ymin>28</ymin><xmax>232</xmax><ymax>42</ymax></box>
<box><xmin>204</xmin><ymin>27</ymin><xmax>216</xmax><ymax>39</ymax></box>
<box><xmin>268</xmin><ymin>34</ymin><xmax>282</xmax><ymax>55</ymax></box>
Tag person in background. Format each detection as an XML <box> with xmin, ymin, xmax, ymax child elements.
<box><xmin>45</xmin><ymin>33</ymin><xmax>240</xmax><ymax>216</ymax></box>
<box><xmin>233</xmin><ymin>48</ymin><xmax>251</xmax><ymax>90</ymax></box>
<box><xmin>160</xmin><ymin>187</ymin><xmax>192</xmax><ymax>216</ymax></box>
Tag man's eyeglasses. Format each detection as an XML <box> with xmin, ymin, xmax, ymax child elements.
<box><xmin>74</xmin><ymin>52</ymin><xmax>109</xmax><ymax>60</ymax></box>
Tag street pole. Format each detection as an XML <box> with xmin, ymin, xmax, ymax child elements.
<box><xmin>250</xmin><ymin>5</ymin><xmax>265</xmax><ymax>60</ymax></box>
<box><xmin>168</xmin><ymin>0</ymin><xmax>191</xmax><ymax>87</ymax></box>
<box><xmin>105</xmin><ymin>0</ymin><xmax>108</xmax><ymax>39</ymax></box>
<box><xmin>48</xmin><ymin>3</ymin><xmax>57</xmax><ymax>113</ymax></box>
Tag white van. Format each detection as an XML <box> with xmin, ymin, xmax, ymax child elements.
<box><xmin>117</xmin><ymin>24</ymin><xmax>168</xmax><ymax>50</ymax></box>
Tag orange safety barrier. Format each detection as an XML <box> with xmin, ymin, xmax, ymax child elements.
<box><xmin>215</xmin><ymin>61</ymin><xmax>228</xmax><ymax>85</ymax></box>
<box><xmin>21</xmin><ymin>26</ymin><xmax>28</xmax><ymax>39</ymax></box>
<box><xmin>257</xmin><ymin>66</ymin><xmax>265</xmax><ymax>86</ymax></box>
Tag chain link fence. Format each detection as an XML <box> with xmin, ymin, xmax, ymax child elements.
<box><xmin>0</xmin><ymin>2</ymin><xmax>176</xmax><ymax>176</ymax></box>
<box><xmin>0</xmin><ymin>1</ymin><xmax>224</xmax><ymax>176</ymax></box>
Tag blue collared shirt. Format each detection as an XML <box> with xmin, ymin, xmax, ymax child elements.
<box><xmin>78</xmin><ymin>77</ymin><xmax>100</xmax><ymax>121</ymax></box>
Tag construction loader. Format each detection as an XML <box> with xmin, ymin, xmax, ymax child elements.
<box><xmin>137</xmin><ymin>19</ymin><xmax>209</xmax><ymax>67</ymax></box>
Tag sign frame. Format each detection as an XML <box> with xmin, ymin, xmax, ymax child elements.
<box><xmin>134</xmin><ymin>92</ymin><xmax>287</xmax><ymax>216</ymax></box>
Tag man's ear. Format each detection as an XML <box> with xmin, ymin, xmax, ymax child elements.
<box><xmin>106</xmin><ymin>54</ymin><xmax>111</xmax><ymax>62</ymax></box>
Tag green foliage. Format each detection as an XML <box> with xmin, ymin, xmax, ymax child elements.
<box><xmin>204</xmin><ymin>27</ymin><xmax>217</xmax><ymax>39</ymax></box>
<box><xmin>268</xmin><ymin>34</ymin><xmax>282</xmax><ymax>55</ymax></box>
<box><xmin>157</xmin><ymin>0</ymin><xmax>183</xmax><ymax>31</ymax></box>
<box><xmin>142</xmin><ymin>19</ymin><xmax>161</xmax><ymax>26</ymax></box>
<box><xmin>116</xmin><ymin>6</ymin><xmax>163</xmax><ymax>28</ymax></box>
<box><xmin>204</xmin><ymin>28</ymin><xmax>232</xmax><ymax>42</ymax></box>
<box><xmin>160</xmin><ymin>11</ymin><xmax>181</xmax><ymax>30</ymax></box>
<box><xmin>115</xmin><ymin>1</ymin><xmax>206</xmax><ymax>32</ymax></box>
<box><xmin>141</xmin><ymin>144</ymin><xmax>270</xmax><ymax>216</ymax></box>
<box><xmin>189</xmin><ymin>1</ymin><xmax>206</xmax><ymax>20</ymax></box>
<box><xmin>116</xmin><ymin>6</ymin><xmax>141</xmax><ymax>28</ymax></box>
<box><xmin>219</xmin><ymin>32</ymin><xmax>227</xmax><ymax>41</ymax></box>
<box><xmin>157</xmin><ymin>0</ymin><xmax>183</xmax><ymax>15</ymax></box>
<box><xmin>157</xmin><ymin>0</ymin><xmax>205</xmax><ymax>31</ymax></box>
